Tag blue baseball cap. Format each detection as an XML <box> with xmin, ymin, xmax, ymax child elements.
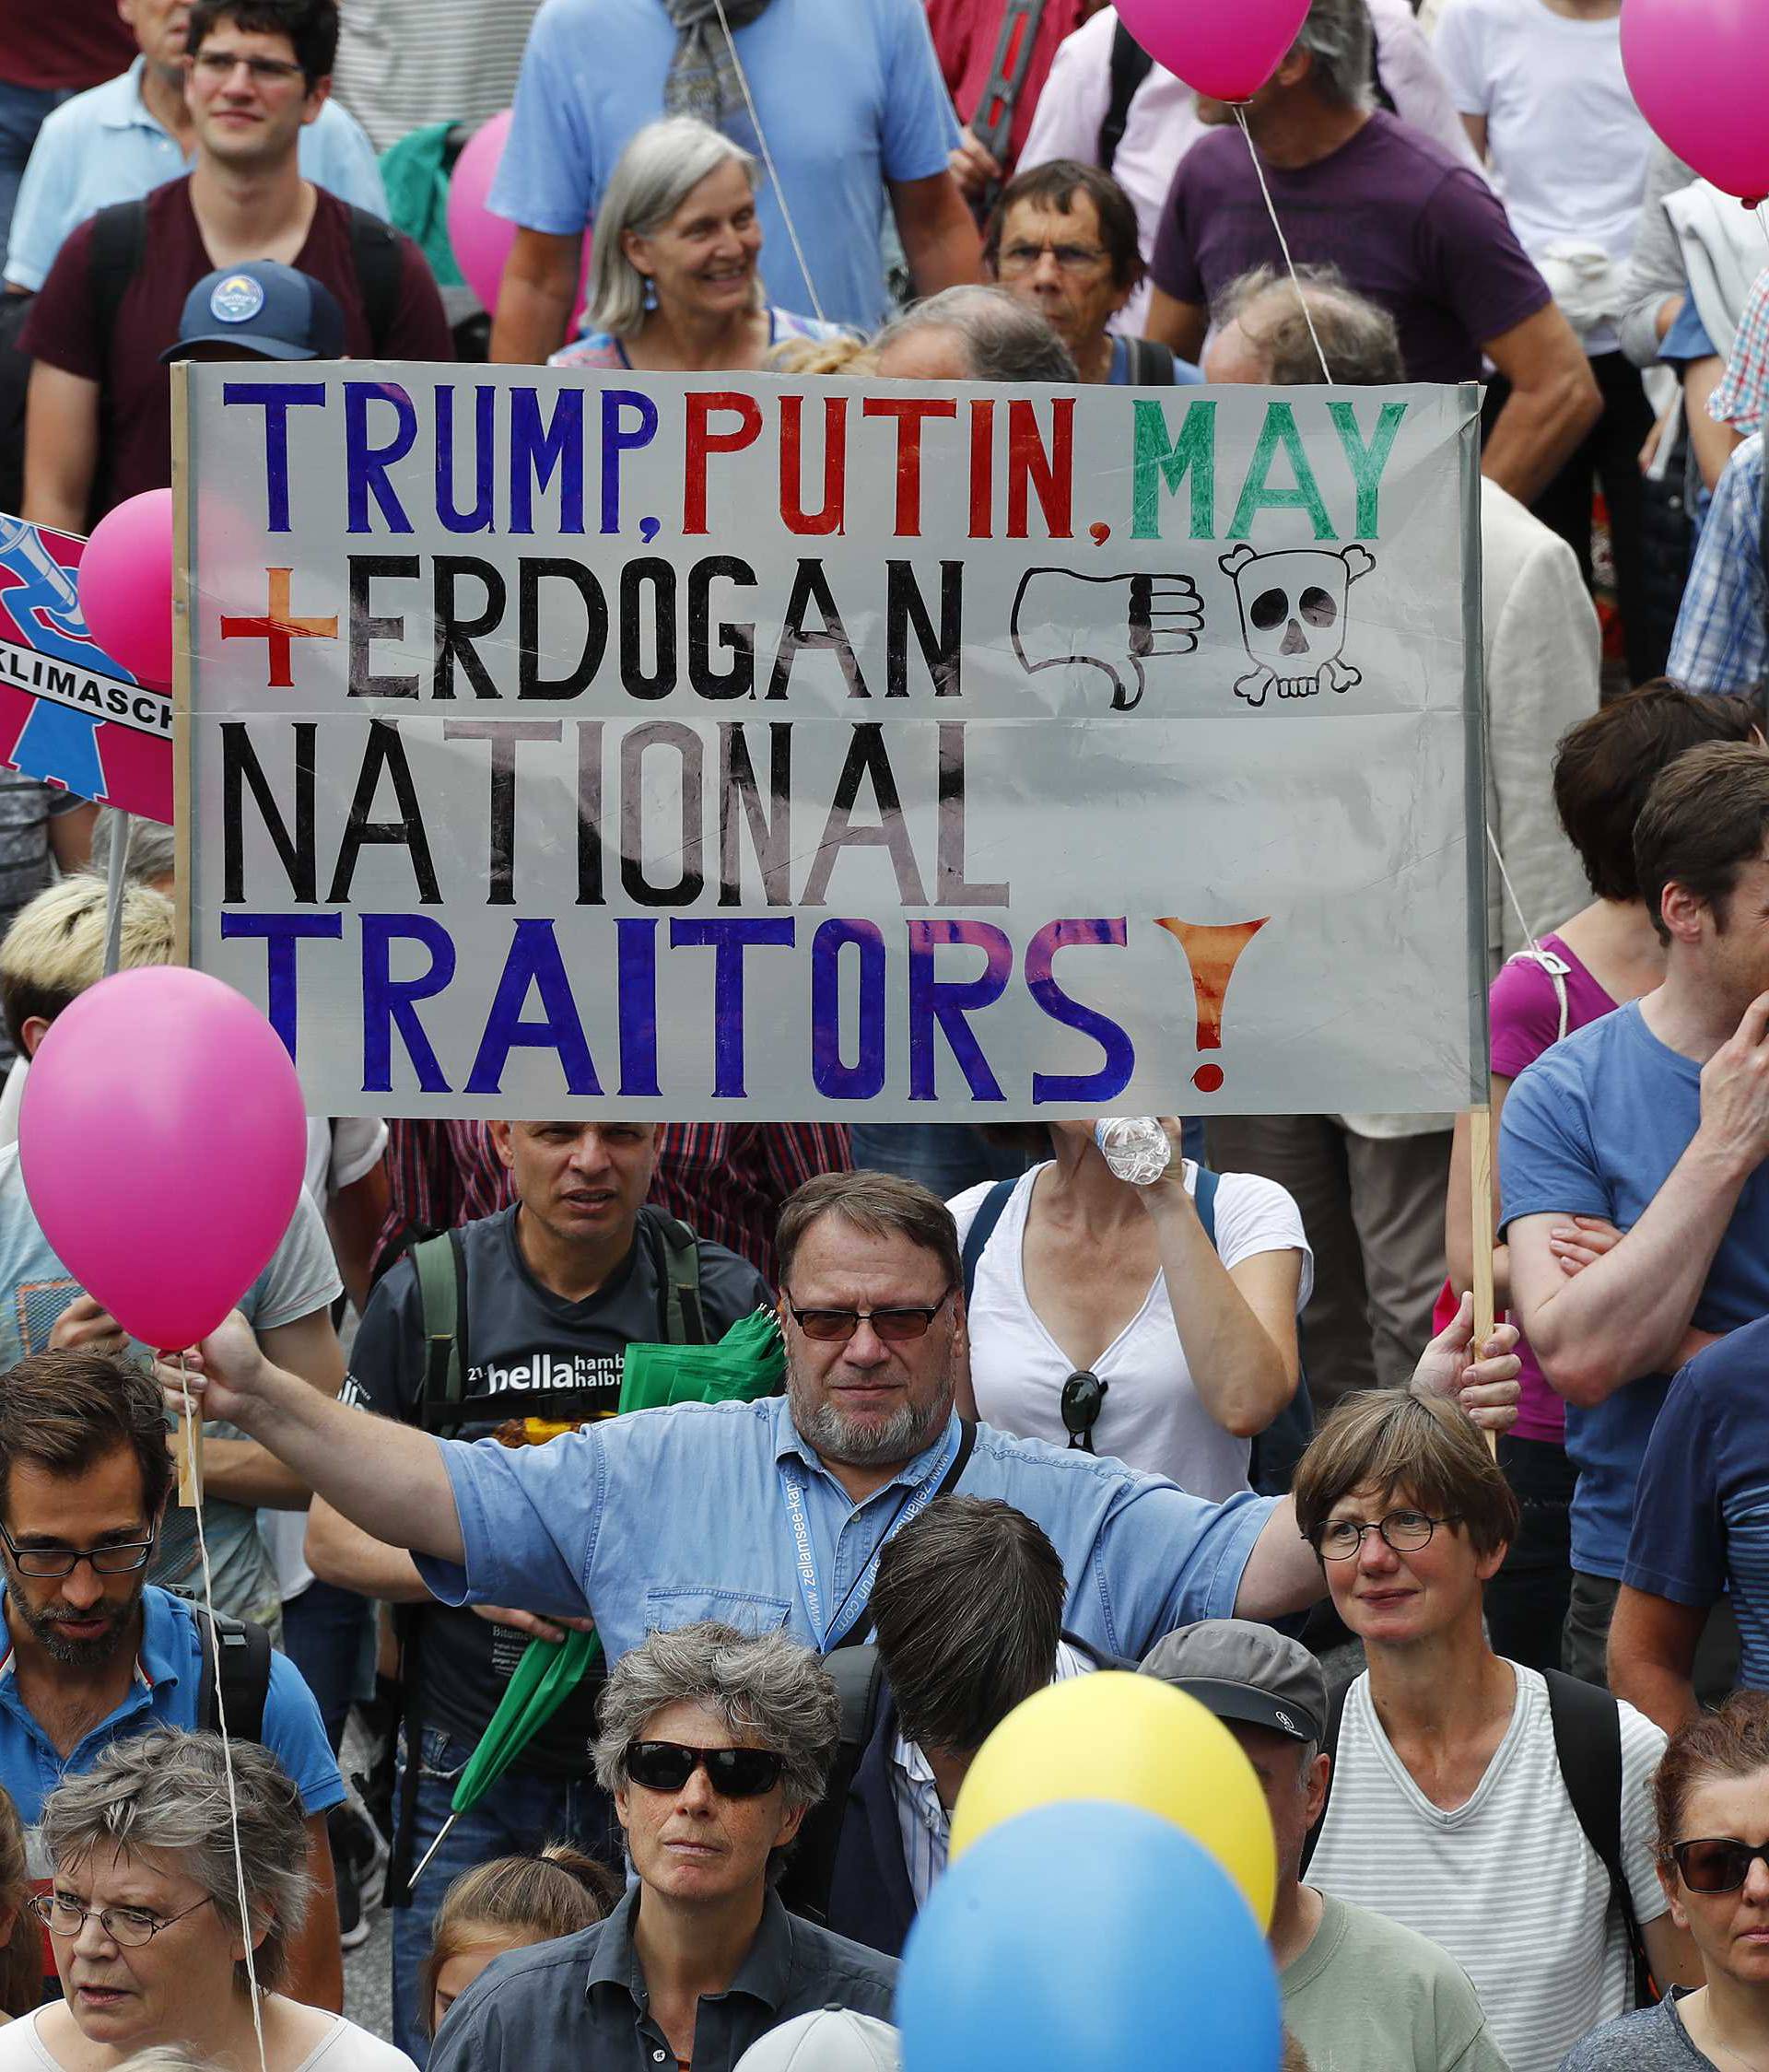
<box><xmin>161</xmin><ymin>262</ymin><xmax>346</xmax><ymax>362</ymax></box>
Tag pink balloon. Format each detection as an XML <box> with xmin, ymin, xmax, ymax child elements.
<box><xmin>447</xmin><ymin>111</ymin><xmax>593</xmax><ymax>318</ymax></box>
<box><xmin>1621</xmin><ymin>0</ymin><xmax>1769</xmax><ymax>204</ymax></box>
<box><xmin>1112</xmin><ymin>0</ymin><xmax>1311</xmax><ymax>101</ymax></box>
<box><xmin>18</xmin><ymin>967</ymin><xmax>307</xmax><ymax>1351</ymax></box>
<box><xmin>78</xmin><ymin>488</ymin><xmax>174</xmax><ymax>693</ymax></box>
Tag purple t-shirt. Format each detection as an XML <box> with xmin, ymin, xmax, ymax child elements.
<box><xmin>1492</xmin><ymin>937</ymin><xmax>1618</xmax><ymax>1443</ymax></box>
<box><xmin>1149</xmin><ymin>110</ymin><xmax>1551</xmax><ymax>381</ymax></box>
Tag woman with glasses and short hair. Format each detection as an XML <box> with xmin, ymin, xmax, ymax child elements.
<box><xmin>0</xmin><ymin>1727</ymin><xmax>411</xmax><ymax>2070</ymax></box>
<box><xmin>427</xmin><ymin>1621</ymin><xmax>896</xmax><ymax>2072</ymax></box>
<box><xmin>1561</xmin><ymin>1690</ymin><xmax>1769</xmax><ymax>2067</ymax></box>
<box><xmin>1294</xmin><ymin>1390</ymin><xmax>1699</xmax><ymax>2072</ymax></box>
<box><xmin>950</xmin><ymin>1119</ymin><xmax>1309</xmax><ymax>1501</ymax></box>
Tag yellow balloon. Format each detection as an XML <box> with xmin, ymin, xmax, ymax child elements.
<box><xmin>947</xmin><ymin>1671</ymin><xmax>1277</xmax><ymax>1927</ymax></box>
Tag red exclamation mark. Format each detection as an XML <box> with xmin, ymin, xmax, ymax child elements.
<box><xmin>1154</xmin><ymin>919</ymin><xmax>1270</xmax><ymax>1093</ymax></box>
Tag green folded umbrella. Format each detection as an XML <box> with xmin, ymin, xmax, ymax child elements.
<box><xmin>406</xmin><ymin>1306</ymin><xmax>785</xmax><ymax>1891</ymax></box>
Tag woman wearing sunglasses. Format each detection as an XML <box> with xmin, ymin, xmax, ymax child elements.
<box><xmin>1561</xmin><ymin>1691</ymin><xmax>1769</xmax><ymax>2069</ymax></box>
<box><xmin>952</xmin><ymin>1119</ymin><xmax>1309</xmax><ymax>1501</ymax></box>
<box><xmin>428</xmin><ymin>1621</ymin><xmax>897</xmax><ymax>2072</ymax></box>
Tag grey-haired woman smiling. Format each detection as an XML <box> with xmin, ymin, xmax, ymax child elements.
<box><xmin>0</xmin><ymin>1729</ymin><xmax>412</xmax><ymax>2071</ymax></box>
<box><xmin>551</xmin><ymin>116</ymin><xmax>848</xmax><ymax>375</ymax></box>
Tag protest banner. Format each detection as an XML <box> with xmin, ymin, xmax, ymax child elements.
<box><xmin>176</xmin><ymin>366</ymin><xmax>1486</xmax><ymax>1122</ymax></box>
<box><xmin>0</xmin><ymin>513</ymin><xmax>172</xmax><ymax>822</ymax></box>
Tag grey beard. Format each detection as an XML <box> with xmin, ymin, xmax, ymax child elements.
<box><xmin>790</xmin><ymin>1375</ymin><xmax>955</xmax><ymax>1469</ymax></box>
<box><xmin>6</xmin><ymin>1570</ymin><xmax>134</xmax><ymax>1668</ymax></box>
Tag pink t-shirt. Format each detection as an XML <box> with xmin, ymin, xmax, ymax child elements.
<box><xmin>1492</xmin><ymin>935</ymin><xmax>1619</xmax><ymax>1442</ymax></box>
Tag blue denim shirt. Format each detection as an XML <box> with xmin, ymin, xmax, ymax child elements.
<box><xmin>0</xmin><ymin>1586</ymin><xmax>345</xmax><ymax>1875</ymax></box>
<box><xmin>415</xmin><ymin>1399</ymin><xmax>1274</xmax><ymax>1667</ymax></box>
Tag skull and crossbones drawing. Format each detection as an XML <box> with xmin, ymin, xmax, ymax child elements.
<box><xmin>1218</xmin><ymin>544</ymin><xmax>1376</xmax><ymax>708</ymax></box>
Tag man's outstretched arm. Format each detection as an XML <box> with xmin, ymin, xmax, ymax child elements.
<box><xmin>168</xmin><ymin>1311</ymin><xmax>465</xmax><ymax>1566</ymax></box>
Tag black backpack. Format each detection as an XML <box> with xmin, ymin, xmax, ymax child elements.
<box><xmin>1300</xmin><ymin>1668</ymin><xmax>1660</xmax><ymax>2008</ymax></box>
<box><xmin>0</xmin><ymin>194</ymin><xmax>405</xmax><ymax>524</ymax></box>
<box><xmin>193</xmin><ymin>1603</ymin><xmax>273</xmax><ymax>1745</ymax></box>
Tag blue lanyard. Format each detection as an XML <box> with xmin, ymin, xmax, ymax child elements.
<box><xmin>779</xmin><ymin>1422</ymin><xmax>961</xmax><ymax>1653</ymax></box>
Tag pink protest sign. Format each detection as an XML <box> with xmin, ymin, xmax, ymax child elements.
<box><xmin>0</xmin><ymin>512</ymin><xmax>172</xmax><ymax>824</ymax></box>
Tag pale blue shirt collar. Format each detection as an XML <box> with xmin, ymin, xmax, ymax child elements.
<box><xmin>772</xmin><ymin>1403</ymin><xmax>961</xmax><ymax>1503</ymax></box>
<box><xmin>95</xmin><ymin>59</ymin><xmax>178</xmax><ymax>141</ymax></box>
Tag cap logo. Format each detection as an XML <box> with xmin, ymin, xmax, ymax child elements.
<box><xmin>210</xmin><ymin>273</ymin><xmax>265</xmax><ymax>323</ymax></box>
<box><xmin>1273</xmin><ymin>1708</ymin><xmax>1295</xmax><ymax>1733</ymax></box>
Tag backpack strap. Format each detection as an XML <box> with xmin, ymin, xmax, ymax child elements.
<box><xmin>969</xmin><ymin>0</ymin><xmax>1049</xmax><ymax>170</ymax></box>
<box><xmin>195</xmin><ymin>1608</ymin><xmax>273</xmax><ymax>1746</ymax></box>
<box><xmin>1099</xmin><ymin>21</ymin><xmax>1155</xmax><ymax>176</ymax></box>
<box><xmin>345</xmin><ymin>203</ymin><xmax>404</xmax><ymax>354</ymax></box>
<box><xmin>961</xmin><ymin>1181</ymin><xmax>1017</xmax><ymax>1305</ymax></box>
<box><xmin>646</xmin><ymin>1209</ymin><xmax>708</xmax><ymax>1347</ymax></box>
<box><xmin>87</xmin><ymin>199</ymin><xmax>148</xmax><ymax>357</ymax></box>
<box><xmin>1510</xmin><ymin>947</ymin><xmax>1573</xmax><ymax>1045</ymax></box>
<box><xmin>1122</xmin><ymin>336</ymin><xmax>1177</xmax><ymax>386</ymax></box>
<box><xmin>1544</xmin><ymin>1668</ymin><xmax>1658</xmax><ymax>2007</ymax></box>
<box><xmin>783</xmin><ymin>1643</ymin><xmax>884</xmax><ymax>1926</ymax></box>
<box><xmin>1297</xmin><ymin>1675</ymin><xmax>1350</xmax><ymax>1878</ymax></box>
<box><xmin>411</xmin><ymin>1227</ymin><xmax>470</xmax><ymax>1436</ymax></box>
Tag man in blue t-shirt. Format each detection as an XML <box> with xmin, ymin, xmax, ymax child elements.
<box><xmin>0</xmin><ymin>1347</ymin><xmax>346</xmax><ymax>2006</ymax></box>
<box><xmin>1500</xmin><ymin>741</ymin><xmax>1769</xmax><ymax>1688</ymax></box>
<box><xmin>485</xmin><ymin>0</ymin><xmax>982</xmax><ymax>357</ymax></box>
<box><xmin>1612</xmin><ymin>1318</ymin><xmax>1769</xmax><ymax>1731</ymax></box>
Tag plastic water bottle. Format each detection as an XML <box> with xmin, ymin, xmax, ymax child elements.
<box><xmin>1095</xmin><ymin>1118</ymin><xmax>1173</xmax><ymax>1186</ymax></box>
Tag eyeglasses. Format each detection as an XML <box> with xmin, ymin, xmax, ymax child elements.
<box><xmin>191</xmin><ymin>51</ymin><xmax>308</xmax><ymax>82</ymax></box>
<box><xmin>1669</xmin><ymin>1838</ymin><xmax>1769</xmax><ymax>1893</ymax></box>
<box><xmin>784</xmin><ymin>1287</ymin><xmax>955</xmax><ymax>1344</ymax></box>
<box><xmin>1314</xmin><ymin>1510</ymin><xmax>1461</xmax><ymax>1562</ymax></box>
<box><xmin>31</xmin><ymin>1892</ymin><xmax>213</xmax><ymax>1947</ymax></box>
<box><xmin>997</xmin><ymin>241</ymin><xmax>1109</xmax><ymax>275</ymax></box>
<box><xmin>623</xmin><ymin>1742</ymin><xmax>786</xmax><ymax>1798</ymax></box>
<box><xmin>0</xmin><ymin>1522</ymin><xmax>155</xmax><ymax>1578</ymax></box>
<box><xmin>1060</xmin><ymin>1369</ymin><xmax>1108</xmax><ymax>1454</ymax></box>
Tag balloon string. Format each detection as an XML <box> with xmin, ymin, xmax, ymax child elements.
<box><xmin>709</xmin><ymin>0</ymin><xmax>828</xmax><ymax>328</ymax></box>
<box><xmin>179</xmin><ymin>1353</ymin><xmax>269</xmax><ymax>2072</ymax></box>
<box><xmin>1234</xmin><ymin>104</ymin><xmax>1332</xmax><ymax>383</ymax></box>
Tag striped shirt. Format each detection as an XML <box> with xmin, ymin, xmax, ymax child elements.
<box><xmin>373</xmin><ymin>1120</ymin><xmax>851</xmax><ymax>1282</ymax></box>
<box><xmin>331</xmin><ymin>0</ymin><xmax>545</xmax><ymax>152</ymax></box>
<box><xmin>1712</xmin><ymin>263</ymin><xmax>1769</xmax><ymax>436</ymax></box>
<box><xmin>1308</xmin><ymin>1665</ymin><xmax>1667</xmax><ymax>2072</ymax></box>
<box><xmin>1668</xmin><ymin>432</ymin><xmax>1764</xmax><ymax>694</ymax></box>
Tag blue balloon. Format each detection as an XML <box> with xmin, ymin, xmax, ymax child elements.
<box><xmin>898</xmin><ymin>1801</ymin><xmax>1281</xmax><ymax>2072</ymax></box>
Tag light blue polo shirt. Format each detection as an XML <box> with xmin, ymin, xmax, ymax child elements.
<box><xmin>414</xmin><ymin>1397</ymin><xmax>1274</xmax><ymax>1668</ymax></box>
<box><xmin>5</xmin><ymin>58</ymin><xmax>387</xmax><ymax>292</ymax></box>
<box><xmin>0</xmin><ymin>1585</ymin><xmax>345</xmax><ymax>1874</ymax></box>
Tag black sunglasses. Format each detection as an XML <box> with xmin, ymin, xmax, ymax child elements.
<box><xmin>623</xmin><ymin>1741</ymin><xmax>785</xmax><ymax>1799</ymax></box>
<box><xmin>1669</xmin><ymin>1837</ymin><xmax>1769</xmax><ymax>1893</ymax></box>
<box><xmin>784</xmin><ymin>1287</ymin><xmax>955</xmax><ymax>1344</ymax></box>
<box><xmin>1060</xmin><ymin>1370</ymin><xmax>1108</xmax><ymax>1453</ymax></box>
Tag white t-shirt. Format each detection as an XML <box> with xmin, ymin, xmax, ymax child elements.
<box><xmin>1433</xmin><ymin>0</ymin><xmax>1652</xmax><ymax>354</ymax></box>
<box><xmin>950</xmin><ymin>1162</ymin><xmax>1312</xmax><ymax>1502</ymax></box>
<box><xmin>0</xmin><ymin>2007</ymin><xmax>417</xmax><ymax>2070</ymax></box>
<box><xmin>1308</xmin><ymin>1664</ymin><xmax>1669</xmax><ymax>2072</ymax></box>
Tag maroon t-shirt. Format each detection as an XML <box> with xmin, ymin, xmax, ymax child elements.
<box><xmin>21</xmin><ymin>175</ymin><xmax>455</xmax><ymax>521</ymax></box>
<box><xmin>0</xmin><ymin>0</ymin><xmax>135</xmax><ymax>92</ymax></box>
<box><xmin>1149</xmin><ymin>109</ymin><xmax>1552</xmax><ymax>382</ymax></box>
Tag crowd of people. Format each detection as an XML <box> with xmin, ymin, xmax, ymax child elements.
<box><xmin>0</xmin><ymin>0</ymin><xmax>1759</xmax><ymax>2065</ymax></box>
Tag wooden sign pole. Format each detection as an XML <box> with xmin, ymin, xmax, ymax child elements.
<box><xmin>1467</xmin><ymin>1106</ymin><xmax>1499</xmax><ymax>1459</ymax></box>
<box><xmin>175</xmin><ymin>1356</ymin><xmax>204</xmax><ymax>1508</ymax></box>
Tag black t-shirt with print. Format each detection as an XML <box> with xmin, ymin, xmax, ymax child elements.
<box><xmin>346</xmin><ymin>1205</ymin><xmax>771</xmax><ymax>1772</ymax></box>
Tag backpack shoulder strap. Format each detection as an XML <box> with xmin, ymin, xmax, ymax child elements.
<box><xmin>1100</xmin><ymin>21</ymin><xmax>1155</xmax><ymax>176</ymax></box>
<box><xmin>647</xmin><ymin>1209</ymin><xmax>708</xmax><ymax>1346</ymax></box>
<box><xmin>87</xmin><ymin>199</ymin><xmax>148</xmax><ymax>355</ymax></box>
<box><xmin>1297</xmin><ymin>1675</ymin><xmax>1349</xmax><ymax>1877</ymax></box>
<box><xmin>782</xmin><ymin>1644</ymin><xmax>884</xmax><ymax>1926</ymax></box>
<box><xmin>1543</xmin><ymin>1668</ymin><xmax>1658</xmax><ymax>2004</ymax></box>
<box><xmin>1123</xmin><ymin>336</ymin><xmax>1177</xmax><ymax>386</ymax></box>
<box><xmin>1190</xmin><ymin>1164</ymin><xmax>1221</xmax><ymax>1252</ymax></box>
<box><xmin>961</xmin><ymin>1181</ymin><xmax>1016</xmax><ymax>1305</ymax></box>
<box><xmin>345</xmin><ymin>203</ymin><xmax>404</xmax><ymax>354</ymax></box>
<box><xmin>195</xmin><ymin>1608</ymin><xmax>273</xmax><ymax>1746</ymax></box>
<box><xmin>411</xmin><ymin>1227</ymin><xmax>470</xmax><ymax>1434</ymax></box>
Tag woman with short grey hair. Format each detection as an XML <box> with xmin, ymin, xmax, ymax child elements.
<box><xmin>0</xmin><ymin>1730</ymin><xmax>414</xmax><ymax>2070</ymax></box>
<box><xmin>552</xmin><ymin>116</ymin><xmax>848</xmax><ymax>373</ymax></box>
<box><xmin>429</xmin><ymin>1624</ymin><xmax>894</xmax><ymax>2072</ymax></box>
